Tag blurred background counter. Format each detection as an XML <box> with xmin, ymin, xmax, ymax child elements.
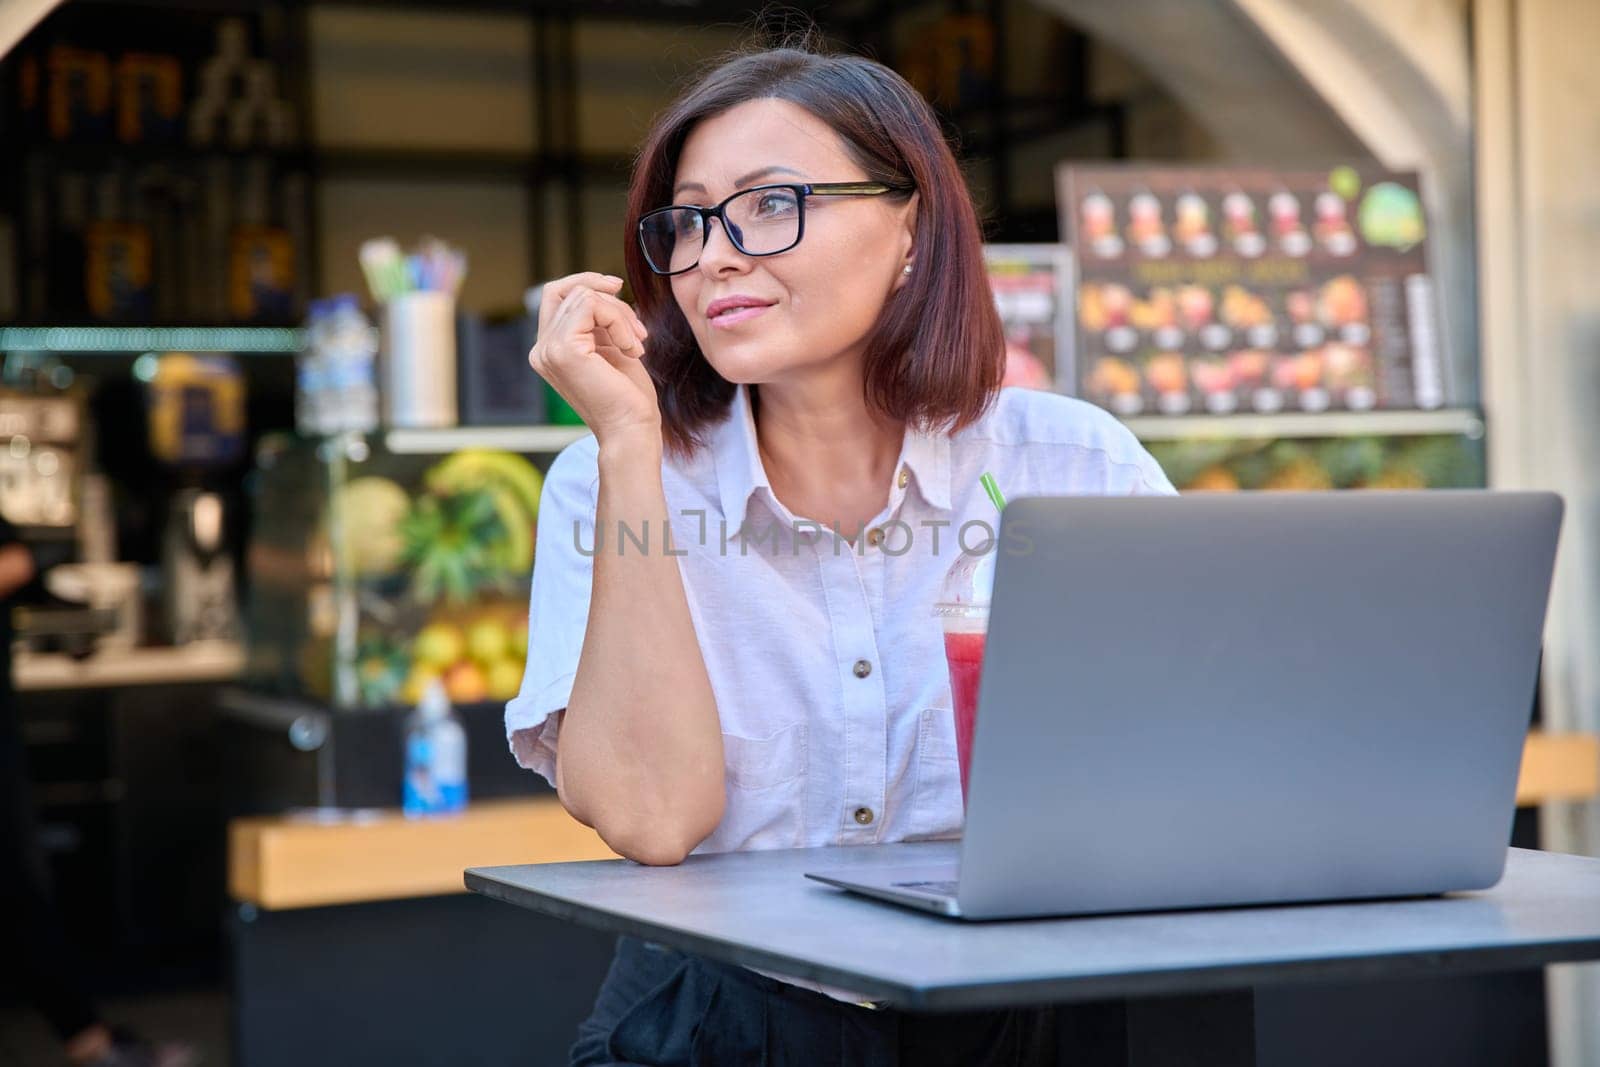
<box><xmin>16</xmin><ymin>639</ymin><xmax>243</xmax><ymax>689</ymax></box>
<box><xmin>222</xmin><ymin>798</ymin><xmax>616</xmax><ymax>1067</ymax></box>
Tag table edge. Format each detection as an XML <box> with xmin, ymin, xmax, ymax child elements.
<box><xmin>464</xmin><ymin>866</ymin><xmax>1600</xmax><ymax>1011</ymax></box>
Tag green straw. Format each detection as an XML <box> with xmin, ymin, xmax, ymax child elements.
<box><xmin>980</xmin><ymin>471</ymin><xmax>1006</xmax><ymax>514</ymax></box>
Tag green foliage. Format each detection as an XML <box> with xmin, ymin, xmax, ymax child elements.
<box><xmin>399</xmin><ymin>487</ymin><xmax>511</xmax><ymax>604</ymax></box>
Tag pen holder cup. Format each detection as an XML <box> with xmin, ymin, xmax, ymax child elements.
<box><xmin>382</xmin><ymin>290</ymin><xmax>457</xmax><ymax>428</ymax></box>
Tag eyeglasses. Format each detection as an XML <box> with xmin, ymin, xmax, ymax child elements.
<box><xmin>637</xmin><ymin>181</ymin><xmax>914</xmax><ymax>276</ymax></box>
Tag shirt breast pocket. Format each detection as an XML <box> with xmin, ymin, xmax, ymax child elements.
<box><xmin>703</xmin><ymin>722</ymin><xmax>809</xmax><ymax>852</ymax></box>
<box><xmin>908</xmin><ymin>707</ymin><xmax>964</xmax><ymax>840</ymax></box>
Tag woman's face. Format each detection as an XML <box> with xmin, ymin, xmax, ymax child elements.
<box><xmin>667</xmin><ymin>98</ymin><xmax>916</xmax><ymax>387</ymax></box>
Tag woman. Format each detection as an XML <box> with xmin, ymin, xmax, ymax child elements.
<box><xmin>507</xmin><ymin>43</ymin><xmax>1174</xmax><ymax>1066</ymax></box>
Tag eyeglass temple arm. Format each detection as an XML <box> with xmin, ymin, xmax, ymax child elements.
<box><xmin>804</xmin><ymin>182</ymin><xmax>912</xmax><ymax>197</ymax></box>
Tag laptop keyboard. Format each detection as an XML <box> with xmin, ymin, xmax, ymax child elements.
<box><xmin>891</xmin><ymin>879</ymin><xmax>959</xmax><ymax>896</ymax></box>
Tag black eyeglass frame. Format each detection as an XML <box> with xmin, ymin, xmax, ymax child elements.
<box><xmin>636</xmin><ymin>181</ymin><xmax>915</xmax><ymax>276</ymax></box>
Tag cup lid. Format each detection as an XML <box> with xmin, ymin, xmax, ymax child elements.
<box><xmin>933</xmin><ymin>601</ymin><xmax>989</xmax><ymax>620</ymax></box>
<box><xmin>933</xmin><ymin>544</ymin><xmax>996</xmax><ymax>614</ymax></box>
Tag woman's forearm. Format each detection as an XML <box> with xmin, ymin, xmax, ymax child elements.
<box><xmin>556</xmin><ymin>434</ymin><xmax>725</xmax><ymax>865</ymax></box>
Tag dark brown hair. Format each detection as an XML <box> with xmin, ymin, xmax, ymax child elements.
<box><xmin>624</xmin><ymin>45</ymin><xmax>1004</xmax><ymax>457</ymax></box>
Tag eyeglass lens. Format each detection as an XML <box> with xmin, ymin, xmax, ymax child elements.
<box><xmin>641</xmin><ymin>186</ymin><xmax>802</xmax><ymax>274</ymax></box>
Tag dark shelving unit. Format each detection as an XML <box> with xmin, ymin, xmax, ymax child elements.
<box><xmin>0</xmin><ymin>0</ymin><xmax>1124</xmax><ymax>332</ymax></box>
<box><xmin>0</xmin><ymin>1</ymin><xmax>319</xmax><ymax>327</ymax></box>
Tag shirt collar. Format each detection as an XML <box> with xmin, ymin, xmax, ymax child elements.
<box><xmin>710</xmin><ymin>384</ymin><xmax>954</xmax><ymax>535</ymax></box>
<box><xmin>712</xmin><ymin>384</ymin><xmax>770</xmax><ymax>537</ymax></box>
<box><xmin>900</xmin><ymin>417</ymin><xmax>952</xmax><ymax>512</ymax></box>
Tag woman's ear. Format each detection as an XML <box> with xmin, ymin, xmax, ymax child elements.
<box><xmin>899</xmin><ymin>191</ymin><xmax>921</xmax><ymax>256</ymax></box>
<box><xmin>893</xmin><ymin>192</ymin><xmax>920</xmax><ymax>291</ymax></box>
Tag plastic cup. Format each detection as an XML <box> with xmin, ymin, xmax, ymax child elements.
<box><xmin>939</xmin><ymin>606</ymin><xmax>987</xmax><ymax>803</ymax></box>
<box><xmin>934</xmin><ymin>548</ymin><xmax>995</xmax><ymax>806</ymax></box>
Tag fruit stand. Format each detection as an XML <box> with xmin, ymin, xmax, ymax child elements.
<box><xmin>227</xmin><ymin>425</ymin><xmax>587</xmax><ymax>814</ymax></box>
<box><xmin>1143</xmin><ymin>430</ymin><xmax>1482</xmax><ymax>493</ymax></box>
<box><xmin>246</xmin><ymin>432</ymin><xmax>549</xmax><ymax>708</ymax></box>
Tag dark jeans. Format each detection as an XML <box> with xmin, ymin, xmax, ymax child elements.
<box><xmin>0</xmin><ymin>690</ymin><xmax>100</xmax><ymax>1042</ymax></box>
<box><xmin>571</xmin><ymin>936</ymin><xmax>1125</xmax><ymax>1066</ymax></box>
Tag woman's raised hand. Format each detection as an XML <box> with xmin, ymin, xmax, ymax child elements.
<box><xmin>528</xmin><ymin>273</ymin><xmax>659</xmax><ymax>446</ymax></box>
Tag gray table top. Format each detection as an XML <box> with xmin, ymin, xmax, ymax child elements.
<box><xmin>466</xmin><ymin>843</ymin><xmax>1600</xmax><ymax>1011</ymax></box>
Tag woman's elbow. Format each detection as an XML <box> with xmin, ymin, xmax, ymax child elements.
<box><xmin>611</xmin><ymin>834</ymin><xmax>694</xmax><ymax>867</ymax></box>
<box><xmin>596</xmin><ymin>794</ymin><xmax>725</xmax><ymax>867</ymax></box>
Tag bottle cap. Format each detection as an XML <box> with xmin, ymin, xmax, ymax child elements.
<box><xmin>417</xmin><ymin>679</ymin><xmax>451</xmax><ymax>720</ymax></box>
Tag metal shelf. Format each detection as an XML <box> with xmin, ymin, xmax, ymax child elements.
<box><xmin>20</xmin><ymin>142</ymin><xmax>312</xmax><ymax>167</ymax></box>
<box><xmin>1121</xmin><ymin>409</ymin><xmax>1485</xmax><ymax>442</ymax></box>
<box><xmin>386</xmin><ymin>412</ymin><xmax>1479</xmax><ymax>455</ymax></box>
<box><xmin>384</xmin><ymin>424</ymin><xmax>591</xmax><ymax>455</ymax></box>
<box><xmin>1</xmin><ymin>326</ymin><xmax>304</xmax><ymax>353</ymax></box>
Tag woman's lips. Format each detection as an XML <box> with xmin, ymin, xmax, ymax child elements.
<box><xmin>708</xmin><ymin>304</ymin><xmax>772</xmax><ymax>329</ymax></box>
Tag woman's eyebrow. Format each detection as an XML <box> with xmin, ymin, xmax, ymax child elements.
<box><xmin>672</xmin><ymin>165</ymin><xmax>807</xmax><ymax>198</ymax></box>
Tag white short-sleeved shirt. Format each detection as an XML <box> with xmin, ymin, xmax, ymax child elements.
<box><xmin>507</xmin><ymin>384</ymin><xmax>1174</xmax><ymax>852</ymax></box>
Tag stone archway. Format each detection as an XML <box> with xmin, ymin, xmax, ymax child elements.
<box><xmin>1</xmin><ymin>0</ymin><xmax>58</xmax><ymax>59</ymax></box>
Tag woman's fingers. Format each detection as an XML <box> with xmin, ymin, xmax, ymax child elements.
<box><xmin>593</xmin><ymin>328</ymin><xmax>632</xmax><ymax>359</ymax></box>
<box><xmin>555</xmin><ymin>287</ymin><xmax>648</xmax><ymax>358</ymax></box>
<box><xmin>527</xmin><ymin>270</ymin><xmax>659</xmax><ymax>439</ymax></box>
<box><xmin>539</xmin><ymin>272</ymin><xmax>623</xmax><ymax>334</ymax></box>
<box><xmin>594</xmin><ymin>291</ymin><xmax>649</xmax><ymax>346</ymax></box>
<box><xmin>595</xmin><ymin>328</ymin><xmax>640</xmax><ymax>359</ymax></box>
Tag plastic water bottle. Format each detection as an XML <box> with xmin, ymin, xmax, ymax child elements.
<box><xmin>298</xmin><ymin>294</ymin><xmax>378</xmax><ymax>436</ymax></box>
<box><xmin>296</xmin><ymin>300</ymin><xmax>331</xmax><ymax>436</ymax></box>
<box><xmin>325</xmin><ymin>295</ymin><xmax>379</xmax><ymax>434</ymax></box>
<box><xmin>403</xmin><ymin>681</ymin><xmax>468</xmax><ymax>817</ymax></box>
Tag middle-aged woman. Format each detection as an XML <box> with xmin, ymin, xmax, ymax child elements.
<box><xmin>506</xmin><ymin>40</ymin><xmax>1175</xmax><ymax>1067</ymax></box>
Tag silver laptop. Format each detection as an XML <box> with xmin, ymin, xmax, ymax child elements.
<box><xmin>806</xmin><ymin>491</ymin><xmax>1562</xmax><ymax>920</ymax></box>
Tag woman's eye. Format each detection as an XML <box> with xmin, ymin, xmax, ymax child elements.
<box><xmin>674</xmin><ymin>213</ymin><xmax>703</xmax><ymax>237</ymax></box>
<box><xmin>754</xmin><ymin>192</ymin><xmax>798</xmax><ymax>218</ymax></box>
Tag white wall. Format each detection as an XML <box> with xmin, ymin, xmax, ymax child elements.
<box><xmin>1477</xmin><ymin>0</ymin><xmax>1600</xmax><ymax>1058</ymax></box>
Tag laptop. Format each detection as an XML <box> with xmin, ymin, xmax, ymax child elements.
<box><xmin>806</xmin><ymin>491</ymin><xmax>1563</xmax><ymax>920</ymax></box>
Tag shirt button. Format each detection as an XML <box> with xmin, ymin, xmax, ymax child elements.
<box><xmin>897</xmin><ymin>466</ymin><xmax>909</xmax><ymax>489</ymax></box>
<box><xmin>854</xmin><ymin>807</ymin><xmax>875</xmax><ymax>826</ymax></box>
<box><xmin>866</xmin><ymin>527</ymin><xmax>885</xmax><ymax>547</ymax></box>
<box><xmin>853</xmin><ymin>659</ymin><xmax>872</xmax><ymax>679</ymax></box>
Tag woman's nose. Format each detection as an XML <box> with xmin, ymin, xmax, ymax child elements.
<box><xmin>699</xmin><ymin>216</ymin><xmax>749</xmax><ymax>274</ymax></box>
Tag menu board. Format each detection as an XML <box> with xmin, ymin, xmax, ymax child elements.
<box><xmin>984</xmin><ymin>244</ymin><xmax>1071</xmax><ymax>392</ymax></box>
<box><xmin>1057</xmin><ymin>165</ymin><xmax>1448</xmax><ymax>417</ymax></box>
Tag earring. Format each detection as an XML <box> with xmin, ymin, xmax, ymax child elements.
<box><xmin>902</xmin><ymin>264</ymin><xmax>913</xmax><ymax>275</ymax></box>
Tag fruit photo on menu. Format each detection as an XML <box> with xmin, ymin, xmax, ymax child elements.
<box><xmin>1058</xmin><ymin>164</ymin><xmax>1449</xmax><ymax>415</ymax></box>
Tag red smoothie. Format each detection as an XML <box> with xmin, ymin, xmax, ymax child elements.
<box><xmin>942</xmin><ymin>630</ymin><xmax>987</xmax><ymax>803</ymax></box>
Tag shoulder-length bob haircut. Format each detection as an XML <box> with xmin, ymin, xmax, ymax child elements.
<box><xmin>623</xmin><ymin>46</ymin><xmax>1004</xmax><ymax>457</ymax></box>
